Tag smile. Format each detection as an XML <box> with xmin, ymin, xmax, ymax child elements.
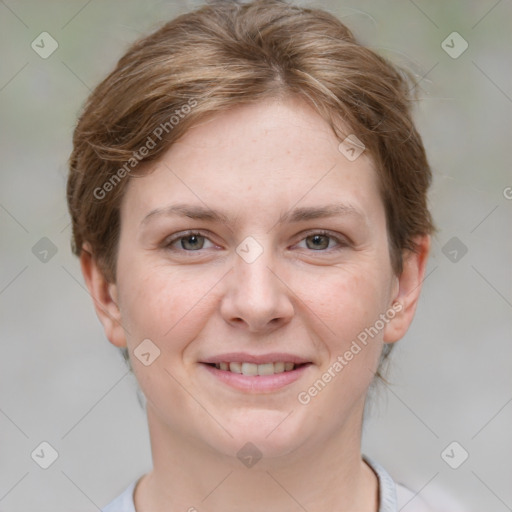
<box><xmin>199</xmin><ymin>354</ymin><xmax>313</xmax><ymax>392</ymax></box>
<box><xmin>209</xmin><ymin>361</ymin><xmax>301</xmax><ymax>375</ymax></box>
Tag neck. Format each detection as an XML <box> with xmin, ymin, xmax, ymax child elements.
<box><xmin>135</xmin><ymin>400</ymin><xmax>379</xmax><ymax>512</ymax></box>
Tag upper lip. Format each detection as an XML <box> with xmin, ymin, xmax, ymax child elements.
<box><xmin>200</xmin><ymin>353</ymin><xmax>312</xmax><ymax>365</ymax></box>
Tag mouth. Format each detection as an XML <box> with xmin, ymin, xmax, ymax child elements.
<box><xmin>198</xmin><ymin>354</ymin><xmax>313</xmax><ymax>393</ymax></box>
<box><xmin>204</xmin><ymin>361</ymin><xmax>308</xmax><ymax>375</ymax></box>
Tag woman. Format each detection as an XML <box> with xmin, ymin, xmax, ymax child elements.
<box><xmin>67</xmin><ymin>1</ymin><xmax>435</xmax><ymax>510</ymax></box>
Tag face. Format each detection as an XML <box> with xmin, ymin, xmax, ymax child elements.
<box><xmin>85</xmin><ymin>96</ymin><xmax>426</xmax><ymax>461</ymax></box>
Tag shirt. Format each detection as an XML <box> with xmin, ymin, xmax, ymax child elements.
<box><xmin>102</xmin><ymin>456</ymin><xmax>433</xmax><ymax>512</ymax></box>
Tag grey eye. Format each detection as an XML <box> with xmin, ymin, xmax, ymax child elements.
<box><xmin>305</xmin><ymin>234</ymin><xmax>330</xmax><ymax>250</ymax></box>
<box><xmin>180</xmin><ymin>234</ymin><xmax>205</xmax><ymax>250</ymax></box>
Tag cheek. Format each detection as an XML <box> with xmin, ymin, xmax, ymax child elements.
<box><xmin>116</xmin><ymin>266</ymin><xmax>222</xmax><ymax>408</ymax></box>
<box><xmin>117</xmin><ymin>264</ymin><xmax>221</xmax><ymax>350</ymax></box>
<box><xmin>296</xmin><ymin>263</ymin><xmax>391</xmax><ymax>359</ymax></box>
<box><xmin>292</xmin><ymin>266</ymin><xmax>391</xmax><ymax>424</ymax></box>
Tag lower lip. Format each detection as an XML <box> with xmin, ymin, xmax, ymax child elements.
<box><xmin>200</xmin><ymin>363</ymin><xmax>312</xmax><ymax>393</ymax></box>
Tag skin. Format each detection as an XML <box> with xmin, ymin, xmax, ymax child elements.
<box><xmin>81</xmin><ymin>95</ymin><xmax>430</xmax><ymax>512</ymax></box>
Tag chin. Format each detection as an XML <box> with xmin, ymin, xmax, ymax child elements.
<box><xmin>199</xmin><ymin>406</ymin><xmax>312</xmax><ymax>462</ymax></box>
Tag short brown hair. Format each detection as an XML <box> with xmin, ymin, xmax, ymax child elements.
<box><xmin>67</xmin><ymin>0</ymin><xmax>435</xmax><ymax>380</ymax></box>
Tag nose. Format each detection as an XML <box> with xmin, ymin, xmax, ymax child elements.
<box><xmin>219</xmin><ymin>248</ymin><xmax>295</xmax><ymax>334</ymax></box>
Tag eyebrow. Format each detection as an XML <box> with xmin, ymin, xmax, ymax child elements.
<box><xmin>140</xmin><ymin>202</ymin><xmax>364</xmax><ymax>227</ymax></box>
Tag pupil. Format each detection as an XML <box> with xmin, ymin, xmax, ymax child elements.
<box><xmin>308</xmin><ymin>235</ymin><xmax>328</xmax><ymax>250</ymax></box>
<box><xmin>183</xmin><ymin>235</ymin><xmax>202</xmax><ymax>250</ymax></box>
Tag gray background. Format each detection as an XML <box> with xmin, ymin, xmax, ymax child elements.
<box><xmin>1</xmin><ymin>0</ymin><xmax>511</xmax><ymax>510</ymax></box>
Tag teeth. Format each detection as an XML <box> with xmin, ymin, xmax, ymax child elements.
<box><xmin>229</xmin><ymin>361</ymin><xmax>242</xmax><ymax>373</ymax></box>
<box><xmin>274</xmin><ymin>362</ymin><xmax>285</xmax><ymax>373</ymax></box>
<box><xmin>213</xmin><ymin>361</ymin><xmax>299</xmax><ymax>375</ymax></box>
<box><xmin>241</xmin><ymin>362</ymin><xmax>259</xmax><ymax>376</ymax></box>
<box><xmin>257</xmin><ymin>363</ymin><xmax>275</xmax><ymax>376</ymax></box>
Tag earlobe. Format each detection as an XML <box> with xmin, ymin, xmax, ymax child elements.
<box><xmin>383</xmin><ymin>235</ymin><xmax>431</xmax><ymax>343</ymax></box>
<box><xmin>79</xmin><ymin>243</ymin><xmax>127</xmax><ymax>348</ymax></box>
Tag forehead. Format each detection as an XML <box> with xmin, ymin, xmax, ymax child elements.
<box><xmin>121</xmin><ymin>96</ymin><xmax>383</xmax><ymax>226</ymax></box>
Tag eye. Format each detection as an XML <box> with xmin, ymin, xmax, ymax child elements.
<box><xmin>164</xmin><ymin>231</ymin><xmax>216</xmax><ymax>251</ymax></box>
<box><xmin>296</xmin><ymin>231</ymin><xmax>347</xmax><ymax>251</ymax></box>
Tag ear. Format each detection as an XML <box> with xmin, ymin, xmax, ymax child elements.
<box><xmin>383</xmin><ymin>235</ymin><xmax>431</xmax><ymax>343</ymax></box>
<box><xmin>79</xmin><ymin>243</ymin><xmax>127</xmax><ymax>348</ymax></box>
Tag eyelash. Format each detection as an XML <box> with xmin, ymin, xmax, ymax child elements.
<box><xmin>162</xmin><ymin>229</ymin><xmax>349</xmax><ymax>254</ymax></box>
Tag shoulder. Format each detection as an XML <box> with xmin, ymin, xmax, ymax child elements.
<box><xmin>364</xmin><ymin>455</ymin><xmax>465</xmax><ymax>512</ymax></box>
<box><xmin>101</xmin><ymin>480</ymin><xmax>137</xmax><ymax>512</ymax></box>
<box><xmin>396</xmin><ymin>480</ymin><xmax>470</xmax><ymax>512</ymax></box>
<box><xmin>395</xmin><ymin>482</ymin><xmax>436</xmax><ymax>512</ymax></box>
